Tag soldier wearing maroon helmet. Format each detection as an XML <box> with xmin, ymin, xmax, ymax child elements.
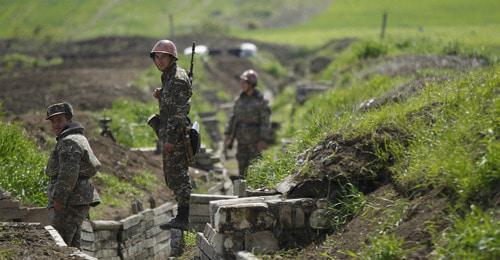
<box><xmin>150</xmin><ymin>39</ymin><xmax>192</xmax><ymax>230</ymax></box>
<box><xmin>224</xmin><ymin>69</ymin><xmax>272</xmax><ymax>179</ymax></box>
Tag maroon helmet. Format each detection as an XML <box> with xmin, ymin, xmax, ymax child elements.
<box><xmin>150</xmin><ymin>39</ymin><xmax>178</xmax><ymax>60</ymax></box>
<box><xmin>240</xmin><ymin>69</ymin><xmax>258</xmax><ymax>86</ymax></box>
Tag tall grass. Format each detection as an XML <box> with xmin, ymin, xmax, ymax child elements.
<box><xmin>0</xmin><ymin>121</ymin><xmax>48</xmax><ymax>206</ymax></box>
<box><xmin>434</xmin><ymin>205</ymin><xmax>500</xmax><ymax>259</ymax></box>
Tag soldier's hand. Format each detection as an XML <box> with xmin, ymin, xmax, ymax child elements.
<box><xmin>53</xmin><ymin>200</ymin><xmax>64</xmax><ymax>212</ymax></box>
<box><xmin>257</xmin><ymin>141</ymin><xmax>267</xmax><ymax>152</ymax></box>
<box><xmin>163</xmin><ymin>143</ymin><xmax>174</xmax><ymax>156</ymax></box>
<box><xmin>153</xmin><ymin>88</ymin><xmax>161</xmax><ymax>99</ymax></box>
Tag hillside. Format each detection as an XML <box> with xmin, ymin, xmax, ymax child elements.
<box><xmin>0</xmin><ymin>1</ymin><xmax>499</xmax><ymax>259</ymax></box>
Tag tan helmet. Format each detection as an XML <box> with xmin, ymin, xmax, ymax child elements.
<box><xmin>240</xmin><ymin>69</ymin><xmax>258</xmax><ymax>86</ymax></box>
<box><xmin>46</xmin><ymin>102</ymin><xmax>73</xmax><ymax>120</ymax></box>
<box><xmin>150</xmin><ymin>39</ymin><xmax>178</xmax><ymax>60</ymax></box>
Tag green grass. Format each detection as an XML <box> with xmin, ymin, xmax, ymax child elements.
<box><xmin>237</xmin><ymin>0</ymin><xmax>500</xmax><ymax>50</ymax></box>
<box><xmin>0</xmin><ymin>0</ymin><xmax>325</xmax><ymax>40</ymax></box>
<box><xmin>93</xmin><ymin>172</ymin><xmax>143</xmax><ymax>208</ymax></box>
<box><xmin>100</xmin><ymin>98</ymin><xmax>158</xmax><ymax>148</ymax></box>
<box><xmin>434</xmin><ymin>205</ymin><xmax>500</xmax><ymax>259</ymax></box>
<box><xmin>0</xmin><ymin>121</ymin><xmax>48</xmax><ymax>206</ymax></box>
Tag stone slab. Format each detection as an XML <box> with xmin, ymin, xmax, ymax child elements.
<box><xmin>120</xmin><ymin>213</ymin><xmax>143</xmax><ymax>230</ymax></box>
<box><xmin>214</xmin><ymin>202</ymin><xmax>275</xmax><ymax>232</ymax></box>
<box><xmin>92</xmin><ymin>220</ymin><xmax>122</xmax><ymax>231</ymax></box>
<box><xmin>197</xmin><ymin>232</ymin><xmax>221</xmax><ymax>260</ymax></box>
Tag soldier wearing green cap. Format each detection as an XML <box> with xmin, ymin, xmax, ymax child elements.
<box><xmin>45</xmin><ymin>102</ymin><xmax>101</xmax><ymax>248</ymax></box>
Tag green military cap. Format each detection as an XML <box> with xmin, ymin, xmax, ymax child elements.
<box><xmin>46</xmin><ymin>102</ymin><xmax>73</xmax><ymax>120</ymax></box>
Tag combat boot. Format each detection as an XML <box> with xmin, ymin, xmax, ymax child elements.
<box><xmin>160</xmin><ymin>205</ymin><xmax>189</xmax><ymax>230</ymax></box>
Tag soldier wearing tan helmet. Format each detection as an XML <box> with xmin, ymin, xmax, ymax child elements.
<box><xmin>150</xmin><ymin>39</ymin><xmax>193</xmax><ymax>231</ymax></box>
<box><xmin>224</xmin><ymin>69</ymin><xmax>272</xmax><ymax>180</ymax></box>
<box><xmin>45</xmin><ymin>102</ymin><xmax>101</xmax><ymax>248</ymax></box>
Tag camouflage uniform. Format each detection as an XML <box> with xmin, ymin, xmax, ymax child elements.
<box><xmin>225</xmin><ymin>89</ymin><xmax>272</xmax><ymax>177</ymax></box>
<box><xmin>46</xmin><ymin>121</ymin><xmax>101</xmax><ymax>248</ymax></box>
<box><xmin>158</xmin><ymin>63</ymin><xmax>192</xmax><ymax>210</ymax></box>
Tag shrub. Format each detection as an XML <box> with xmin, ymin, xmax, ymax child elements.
<box><xmin>0</xmin><ymin>122</ymin><xmax>48</xmax><ymax>206</ymax></box>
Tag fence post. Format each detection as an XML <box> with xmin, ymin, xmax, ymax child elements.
<box><xmin>380</xmin><ymin>11</ymin><xmax>388</xmax><ymax>39</ymax></box>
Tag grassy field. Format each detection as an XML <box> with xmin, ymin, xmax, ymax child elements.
<box><xmin>0</xmin><ymin>0</ymin><xmax>327</xmax><ymax>40</ymax></box>
<box><xmin>237</xmin><ymin>0</ymin><xmax>500</xmax><ymax>49</ymax></box>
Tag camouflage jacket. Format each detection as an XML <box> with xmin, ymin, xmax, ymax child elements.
<box><xmin>159</xmin><ymin>63</ymin><xmax>192</xmax><ymax>144</ymax></box>
<box><xmin>224</xmin><ymin>89</ymin><xmax>272</xmax><ymax>144</ymax></box>
<box><xmin>45</xmin><ymin>122</ymin><xmax>101</xmax><ymax>207</ymax></box>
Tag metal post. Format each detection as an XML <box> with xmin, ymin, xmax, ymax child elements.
<box><xmin>380</xmin><ymin>11</ymin><xmax>388</xmax><ymax>39</ymax></box>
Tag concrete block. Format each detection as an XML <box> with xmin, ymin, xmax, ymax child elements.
<box><xmin>153</xmin><ymin>202</ymin><xmax>175</xmax><ymax>216</ymax></box>
<box><xmin>236</xmin><ymin>251</ymin><xmax>260</xmax><ymax>260</ymax></box>
<box><xmin>190</xmin><ymin>194</ymin><xmax>237</xmax><ymax>204</ymax></box>
<box><xmin>98</xmin><ymin>257</ymin><xmax>121</xmax><ymax>260</ymax></box>
<box><xmin>233</xmin><ymin>180</ymin><xmax>247</xmax><ymax>197</ymax></box>
<box><xmin>121</xmin><ymin>233</ymin><xmax>145</xmax><ymax>248</ymax></box>
<box><xmin>214</xmin><ymin>203</ymin><xmax>275</xmax><ymax>232</ymax></box>
<box><xmin>153</xmin><ymin>241</ymin><xmax>171</xmax><ymax>256</ymax></box>
<box><xmin>81</xmin><ymin>231</ymin><xmax>95</xmax><ymax>242</ymax></box>
<box><xmin>45</xmin><ymin>225</ymin><xmax>67</xmax><ymax>247</ymax></box>
<box><xmin>155</xmin><ymin>228</ymin><xmax>170</xmax><ymax>243</ymax></box>
<box><xmin>92</xmin><ymin>220</ymin><xmax>121</xmax><ymax>231</ymax></box>
<box><xmin>189</xmin><ymin>215</ymin><xmax>210</xmax><ymax>223</ymax></box>
<box><xmin>244</xmin><ymin>231</ymin><xmax>279</xmax><ymax>254</ymax></box>
<box><xmin>120</xmin><ymin>213</ymin><xmax>143</xmax><ymax>230</ymax></box>
<box><xmin>95</xmin><ymin>249</ymin><xmax>119</xmax><ymax>258</ymax></box>
<box><xmin>81</xmin><ymin>239</ymin><xmax>96</xmax><ymax>252</ymax></box>
<box><xmin>95</xmin><ymin>230</ymin><xmax>118</xmax><ymax>241</ymax></box>
<box><xmin>154</xmin><ymin>214</ymin><xmax>171</xmax><ymax>226</ymax></box>
<box><xmin>145</xmin><ymin>225</ymin><xmax>162</xmax><ymax>238</ymax></box>
<box><xmin>203</xmin><ymin>223</ymin><xmax>224</xmax><ymax>255</ymax></box>
<box><xmin>197</xmin><ymin>232</ymin><xmax>221</xmax><ymax>260</ymax></box>
<box><xmin>190</xmin><ymin>204</ymin><xmax>210</xmax><ymax>216</ymax></box>
<box><xmin>120</xmin><ymin>221</ymin><xmax>145</xmax><ymax>240</ymax></box>
<box><xmin>209</xmin><ymin>195</ymin><xmax>280</xmax><ymax>224</ymax></box>
<box><xmin>0</xmin><ymin>208</ymin><xmax>28</xmax><ymax>221</ymax></box>
<box><xmin>143</xmin><ymin>237</ymin><xmax>156</xmax><ymax>248</ymax></box>
<box><xmin>0</xmin><ymin>199</ymin><xmax>20</xmax><ymax>208</ymax></box>
<box><xmin>81</xmin><ymin>220</ymin><xmax>94</xmax><ymax>232</ymax></box>
<box><xmin>23</xmin><ymin>207</ymin><xmax>50</xmax><ymax>225</ymax></box>
<box><xmin>267</xmin><ymin>198</ymin><xmax>314</xmax><ymax>229</ymax></box>
<box><xmin>309</xmin><ymin>209</ymin><xmax>329</xmax><ymax>229</ymax></box>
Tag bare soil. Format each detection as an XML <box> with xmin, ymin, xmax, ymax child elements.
<box><xmin>0</xmin><ymin>224</ymin><xmax>85</xmax><ymax>260</ymax></box>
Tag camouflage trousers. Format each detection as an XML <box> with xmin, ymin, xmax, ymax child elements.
<box><xmin>51</xmin><ymin>205</ymin><xmax>90</xmax><ymax>249</ymax></box>
<box><xmin>163</xmin><ymin>142</ymin><xmax>192</xmax><ymax>208</ymax></box>
<box><xmin>236</xmin><ymin>143</ymin><xmax>261</xmax><ymax>178</ymax></box>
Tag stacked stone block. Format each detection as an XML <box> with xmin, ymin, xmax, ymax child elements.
<box><xmin>198</xmin><ymin>196</ymin><xmax>318</xmax><ymax>259</ymax></box>
<box><xmin>189</xmin><ymin>194</ymin><xmax>237</xmax><ymax>232</ymax></box>
<box><xmin>0</xmin><ymin>189</ymin><xmax>49</xmax><ymax>224</ymax></box>
<box><xmin>80</xmin><ymin>201</ymin><xmax>183</xmax><ymax>259</ymax></box>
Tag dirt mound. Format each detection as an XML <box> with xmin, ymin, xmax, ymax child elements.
<box><xmin>358</xmin><ymin>77</ymin><xmax>448</xmax><ymax>112</ymax></box>
<box><xmin>357</xmin><ymin>55</ymin><xmax>488</xmax><ymax>79</ymax></box>
<box><xmin>278</xmin><ymin>125</ymin><xmax>410</xmax><ymax>199</ymax></box>
<box><xmin>0</xmin><ymin>223</ymin><xmax>85</xmax><ymax>259</ymax></box>
<box><xmin>315</xmin><ymin>185</ymin><xmax>449</xmax><ymax>259</ymax></box>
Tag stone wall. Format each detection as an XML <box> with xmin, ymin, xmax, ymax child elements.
<box><xmin>0</xmin><ymin>189</ymin><xmax>50</xmax><ymax>224</ymax></box>
<box><xmin>80</xmin><ymin>202</ymin><xmax>183</xmax><ymax>259</ymax></box>
<box><xmin>197</xmin><ymin>196</ymin><xmax>325</xmax><ymax>259</ymax></box>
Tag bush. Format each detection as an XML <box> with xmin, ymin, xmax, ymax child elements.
<box><xmin>0</xmin><ymin>122</ymin><xmax>48</xmax><ymax>206</ymax></box>
<box><xmin>355</xmin><ymin>41</ymin><xmax>388</xmax><ymax>60</ymax></box>
<box><xmin>435</xmin><ymin>205</ymin><xmax>500</xmax><ymax>259</ymax></box>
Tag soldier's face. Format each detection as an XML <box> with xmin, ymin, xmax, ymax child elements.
<box><xmin>240</xmin><ymin>80</ymin><xmax>252</xmax><ymax>94</ymax></box>
<box><xmin>49</xmin><ymin>114</ymin><xmax>70</xmax><ymax>136</ymax></box>
<box><xmin>153</xmin><ymin>53</ymin><xmax>173</xmax><ymax>71</ymax></box>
